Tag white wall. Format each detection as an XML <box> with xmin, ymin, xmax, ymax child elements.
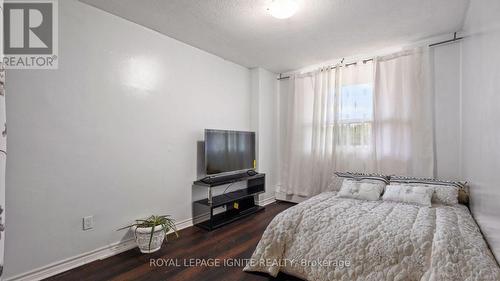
<box><xmin>4</xmin><ymin>0</ymin><xmax>251</xmax><ymax>278</ymax></box>
<box><xmin>460</xmin><ymin>0</ymin><xmax>500</xmax><ymax>261</ymax></box>
<box><xmin>250</xmin><ymin>68</ymin><xmax>278</xmax><ymax>203</ymax></box>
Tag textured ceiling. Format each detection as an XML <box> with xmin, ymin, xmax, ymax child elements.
<box><xmin>80</xmin><ymin>0</ymin><xmax>469</xmax><ymax>73</ymax></box>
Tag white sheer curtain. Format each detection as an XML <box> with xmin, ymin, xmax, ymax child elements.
<box><xmin>373</xmin><ymin>47</ymin><xmax>434</xmax><ymax>178</ymax></box>
<box><xmin>0</xmin><ymin>49</ymin><xmax>5</xmax><ymax>281</ymax></box>
<box><xmin>279</xmin><ymin>47</ymin><xmax>434</xmax><ymax>198</ymax></box>
<box><xmin>0</xmin><ymin>0</ymin><xmax>5</xmax><ymax>277</ymax></box>
<box><xmin>280</xmin><ymin>62</ymin><xmax>376</xmax><ymax>197</ymax></box>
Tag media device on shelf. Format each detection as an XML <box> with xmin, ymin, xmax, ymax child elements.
<box><xmin>192</xmin><ymin>129</ymin><xmax>265</xmax><ymax>231</ymax></box>
<box><xmin>246</xmin><ymin>169</ymin><xmax>258</xmax><ymax>176</ymax></box>
<box><xmin>204</xmin><ymin>129</ymin><xmax>256</xmax><ymax>182</ymax></box>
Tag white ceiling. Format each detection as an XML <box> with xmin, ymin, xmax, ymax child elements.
<box><xmin>80</xmin><ymin>0</ymin><xmax>469</xmax><ymax>73</ymax></box>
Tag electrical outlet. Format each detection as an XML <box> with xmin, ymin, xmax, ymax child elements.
<box><xmin>83</xmin><ymin>216</ymin><xmax>94</xmax><ymax>230</ymax></box>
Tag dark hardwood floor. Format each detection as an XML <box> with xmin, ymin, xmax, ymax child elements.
<box><xmin>45</xmin><ymin>201</ymin><xmax>302</xmax><ymax>281</ymax></box>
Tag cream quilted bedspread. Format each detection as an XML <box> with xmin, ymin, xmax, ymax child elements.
<box><xmin>244</xmin><ymin>192</ymin><xmax>500</xmax><ymax>281</ymax></box>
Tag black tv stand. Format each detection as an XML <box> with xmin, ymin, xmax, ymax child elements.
<box><xmin>193</xmin><ymin>173</ymin><xmax>265</xmax><ymax>230</ymax></box>
<box><xmin>199</xmin><ymin>171</ymin><xmax>250</xmax><ymax>185</ymax></box>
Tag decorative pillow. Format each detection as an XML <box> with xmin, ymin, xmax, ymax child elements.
<box><xmin>390</xmin><ymin>176</ymin><xmax>466</xmax><ymax>189</ymax></box>
<box><xmin>382</xmin><ymin>184</ymin><xmax>434</xmax><ymax>206</ymax></box>
<box><xmin>338</xmin><ymin>179</ymin><xmax>385</xmax><ymax>201</ymax></box>
<box><xmin>335</xmin><ymin>171</ymin><xmax>389</xmax><ymax>184</ymax></box>
<box><xmin>430</xmin><ymin>184</ymin><xmax>459</xmax><ymax>205</ymax></box>
<box><xmin>327</xmin><ymin>173</ymin><xmax>345</xmax><ymax>191</ymax></box>
<box><xmin>390</xmin><ymin>176</ymin><xmax>468</xmax><ymax>204</ymax></box>
<box><xmin>390</xmin><ymin>182</ymin><xmax>459</xmax><ymax>205</ymax></box>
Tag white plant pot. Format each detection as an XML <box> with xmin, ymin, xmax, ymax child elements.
<box><xmin>133</xmin><ymin>225</ymin><xmax>166</xmax><ymax>253</ymax></box>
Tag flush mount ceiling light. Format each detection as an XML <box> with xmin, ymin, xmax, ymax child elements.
<box><xmin>267</xmin><ymin>0</ymin><xmax>299</xmax><ymax>19</ymax></box>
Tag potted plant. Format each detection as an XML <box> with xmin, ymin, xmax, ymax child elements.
<box><xmin>119</xmin><ymin>215</ymin><xmax>179</xmax><ymax>253</ymax></box>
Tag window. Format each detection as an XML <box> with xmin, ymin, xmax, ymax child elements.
<box><xmin>338</xmin><ymin>83</ymin><xmax>373</xmax><ymax>146</ymax></box>
<box><xmin>340</xmin><ymin>84</ymin><xmax>373</xmax><ymax>122</ymax></box>
<box><xmin>294</xmin><ymin>63</ymin><xmax>375</xmax><ymax>153</ymax></box>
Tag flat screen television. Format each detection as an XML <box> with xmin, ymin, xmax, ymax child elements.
<box><xmin>205</xmin><ymin>129</ymin><xmax>256</xmax><ymax>175</ymax></box>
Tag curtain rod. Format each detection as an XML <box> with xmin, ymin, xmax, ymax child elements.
<box><xmin>277</xmin><ymin>32</ymin><xmax>463</xmax><ymax>80</ymax></box>
<box><xmin>277</xmin><ymin>58</ymin><xmax>373</xmax><ymax>80</ymax></box>
<box><xmin>428</xmin><ymin>32</ymin><xmax>463</xmax><ymax>47</ymax></box>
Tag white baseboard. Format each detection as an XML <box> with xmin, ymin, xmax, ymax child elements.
<box><xmin>6</xmin><ymin>197</ymin><xmax>276</xmax><ymax>281</ymax></box>
<box><xmin>275</xmin><ymin>191</ymin><xmax>309</xmax><ymax>204</ymax></box>
<box><xmin>5</xmin><ymin>217</ymin><xmax>194</xmax><ymax>281</ymax></box>
<box><xmin>257</xmin><ymin>195</ymin><xmax>276</xmax><ymax>206</ymax></box>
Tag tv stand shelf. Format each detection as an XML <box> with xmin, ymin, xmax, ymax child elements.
<box><xmin>192</xmin><ymin>173</ymin><xmax>265</xmax><ymax>231</ymax></box>
<box><xmin>194</xmin><ymin>188</ymin><xmax>261</xmax><ymax>207</ymax></box>
<box><xmin>193</xmin><ymin>172</ymin><xmax>261</xmax><ymax>187</ymax></box>
<box><xmin>195</xmin><ymin>205</ymin><xmax>265</xmax><ymax>230</ymax></box>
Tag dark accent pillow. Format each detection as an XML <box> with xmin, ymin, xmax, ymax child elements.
<box><xmin>334</xmin><ymin>171</ymin><xmax>390</xmax><ymax>184</ymax></box>
<box><xmin>390</xmin><ymin>176</ymin><xmax>466</xmax><ymax>188</ymax></box>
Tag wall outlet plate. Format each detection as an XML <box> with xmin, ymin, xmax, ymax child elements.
<box><xmin>83</xmin><ymin>216</ymin><xmax>94</xmax><ymax>230</ymax></box>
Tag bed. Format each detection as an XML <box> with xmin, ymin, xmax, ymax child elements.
<box><xmin>244</xmin><ymin>192</ymin><xmax>500</xmax><ymax>281</ymax></box>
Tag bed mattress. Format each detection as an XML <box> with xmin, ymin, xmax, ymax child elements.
<box><xmin>244</xmin><ymin>192</ymin><xmax>500</xmax><ymax>281</ymax></box>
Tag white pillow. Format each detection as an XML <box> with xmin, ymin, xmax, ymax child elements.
<box><xmin>382</xmin><ymin>185</ymin><xmax>434</xmax><ymax>206</ymax></box>
<box><xmin>389</xmin><ymin>176</ymin><xmax>467</xmax><ymax>204</ymax></box>
<box><xmin>430</xmin><ymin>184</ymin><xmax>459</xmax><ymax>205</ymax></box>
<box><xmin>327</xmin><ymin>174</ymin><xmax>344</xmax><ymax>191</ymax></box>
<box><xmin>390</xmin><ymin>183</ymin><xmax>459</xmax><ymax>205</ymax></box>
<box><xmin>338</xmin><ymin>179</ymin><xmax>385</xmax><ymax>201</ymax></box>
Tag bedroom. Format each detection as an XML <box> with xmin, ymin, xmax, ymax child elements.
<box><xmin>0</xmin><ymin>0</ymin><xmax>499</xmax><ymax>280</ymax></box>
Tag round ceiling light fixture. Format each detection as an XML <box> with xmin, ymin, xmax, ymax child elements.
<box><xmin>267</xmin><ymin>0</ymin><xmax>299</xmax><ymax>19</ymax></box>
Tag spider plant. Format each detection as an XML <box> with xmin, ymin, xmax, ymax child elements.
<box><xmin>119</xmin><ymin>215</ymin><xmax>179</xmax><ymax>251</ymax></box>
